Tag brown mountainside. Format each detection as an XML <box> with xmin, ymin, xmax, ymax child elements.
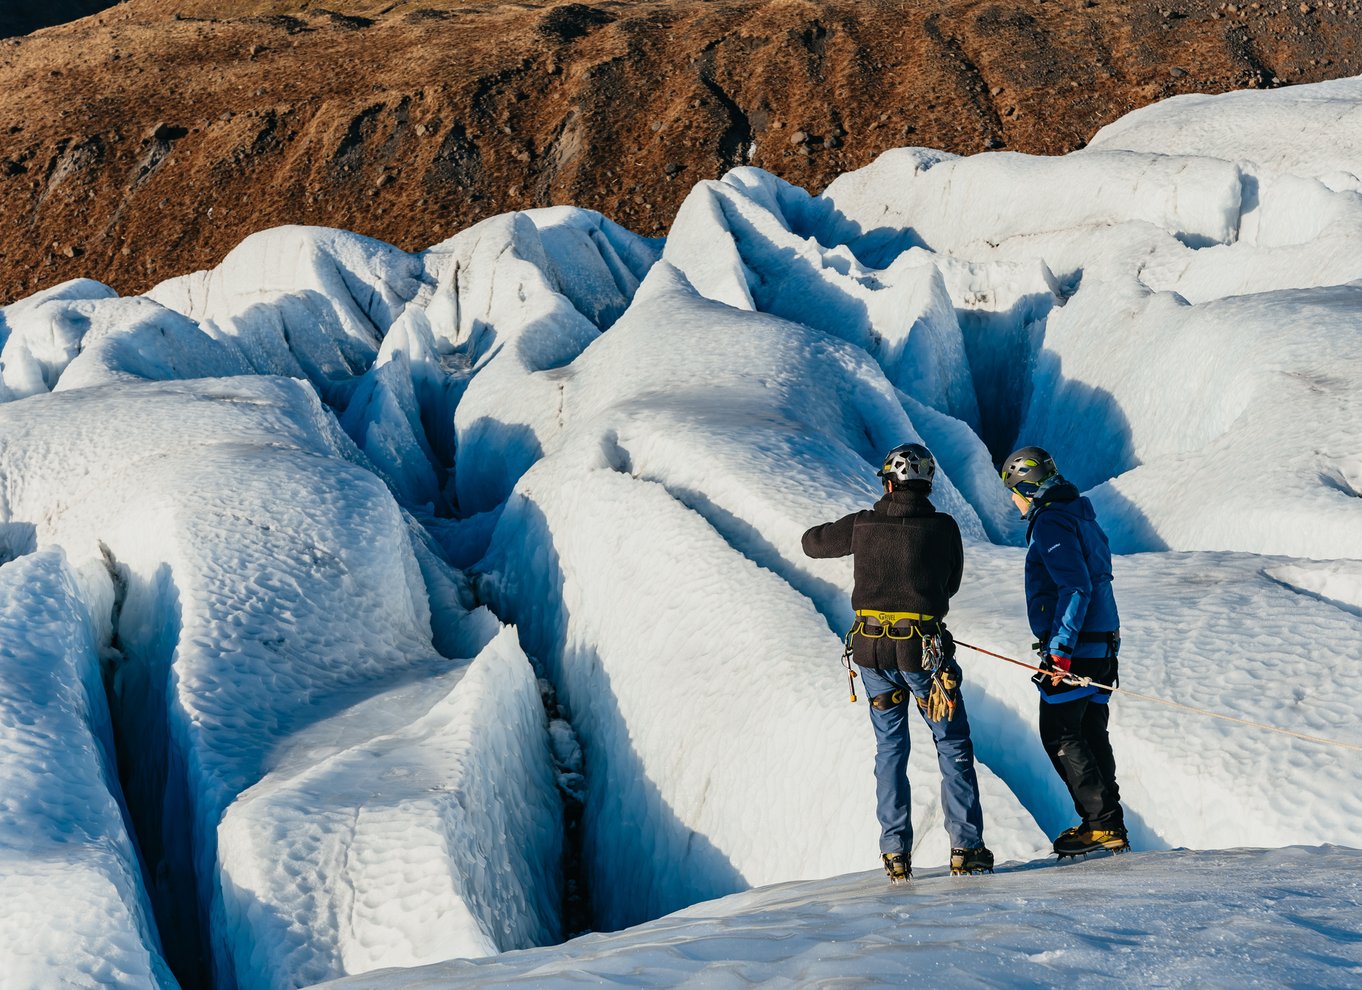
<box><xmin>2</xmin><ymin>0</ymin><xmax>1361</xmax><ymax>304</ymax></box>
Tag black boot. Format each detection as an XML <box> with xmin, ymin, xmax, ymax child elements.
<box><xmin>1053</xmin><ymin>825</ymin><xmax>1129</xmax><ymax>858</ymax></box>
<box><xmin>882</xmin><ymin>851</ymin><xmax>911</xmax><ymax>882</ymax></box>
<box><xmin>950</xmin><ymin>845</ymin><xmax>994</xmax><ymax>875</ymax></box>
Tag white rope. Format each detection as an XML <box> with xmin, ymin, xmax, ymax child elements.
<box><xmin>954</xmin><ymin>640</ymin><xmax>1362</xmax><ymax>756</ymax></box>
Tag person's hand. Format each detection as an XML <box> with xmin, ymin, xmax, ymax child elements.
<box><xmin>1047</xmin><ymin>651</ymin><xmax>1072</xmax><ymax>685</ymax></box>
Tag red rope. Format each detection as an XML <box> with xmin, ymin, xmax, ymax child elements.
<box><xmin>951</xmin><ymin>638</ymin><xmax>1362</xmax><ymax>754</ymax></box>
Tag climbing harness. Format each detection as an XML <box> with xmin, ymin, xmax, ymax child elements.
<box><xmin>851</xmin><ymin>609</ymin><xmax>937</xmax><ymax>640</ymax></box>
<box><xmin>870</xmin><ymin>689</ymin><xmax>907</xmax><ymax>711</ymax></box>
<box><xmin>841</xmin><ymin>610</ymin><xmax>959</xmax><ymax>723</ymax></box>
<box><xmin>845</xmin><ymin>610</ymin><xmax>932</xmax><ymax>702</ymax></box>
<box><xmin>954</xmin><ymin>639</ymin><xmax>1362</xmax><ymax>755</ymax></box>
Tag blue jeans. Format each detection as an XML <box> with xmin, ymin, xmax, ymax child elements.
<box><xmin>860</xmin><ymin>664</ymin><xmax>985</xmax><ymax>855</ymax></box>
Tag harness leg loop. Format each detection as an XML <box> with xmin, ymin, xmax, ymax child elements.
<box><xmin>870</xmin><ymin>688</ymin><xmax>907</xmax><ymax>711</ymax></box>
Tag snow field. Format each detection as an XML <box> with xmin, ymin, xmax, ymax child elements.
<box><xmin>0</xmin><ymin>376</ymin><xmax>562</xmax><ymax>987</ymax></box>
<box><xmin>477</xmin><ymin>264</ymin><xmax>1053</xmax><ymax>930</ymax></box>
<box><xmin>426</xmin><ymin>209</ymin><xmax>659</xmax><ymax>516</ymax></box>
<box><xmin>217</xmin><ymin>627</ymin><xmax>562</xmax><ymax>990</ymax></box>
<box><xmin>0</xmin><ymin>549</ymin><xmax>174</xmax><ymax>990</ymax></box>
<box><xmin>1024</xmin><ymin>279</ymin><xmax>1362</xmax><ymax>557</ymax></box>
<box><xmin>2</xmin><ymin>72</ymin><xmax>1362</xmax><ymax>989</ymax></box>
<box><xmin>950</xmin><ymin>549</ymin><xmax>1362</xmax><ymax>852</ymax></box>
<box><xmin>318</xmin><ymin>845</ymin><xmax>1362</xmax><ymax>989</ymax></box>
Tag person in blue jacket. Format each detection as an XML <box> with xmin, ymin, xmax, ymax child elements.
<box><xmin>1001</xmin><ymin>446</ymin><xmax>1129</xmax><ymax>857</ymax></box>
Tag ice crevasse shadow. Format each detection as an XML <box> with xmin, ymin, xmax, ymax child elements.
<box><xmin>477</xmin><ymin>494</ymin><xmax>747</xmax><ymax>933</ymax></box>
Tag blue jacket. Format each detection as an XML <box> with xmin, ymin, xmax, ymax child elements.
<box><xmin>1025</xmin><ymin>481</ymin><xmax>1120</xmax><ymax>660</ymax></box>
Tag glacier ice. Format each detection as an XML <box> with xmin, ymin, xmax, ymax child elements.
<box><xmin>0</xmin><ymin>74</ymin><xmax>1360</xmax><ymax>990</ymax></box>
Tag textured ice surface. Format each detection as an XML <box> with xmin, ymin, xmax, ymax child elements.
<box><xmin>0</xmin><ymin>550</ymin><xmax>174</xmax><ymax>989</ymax></box>
<box><xmin>1021</xmin><ymin>278</ymin><xmax>1362</xmax><ymax>557</ymax></box>
<box><xmin>1</xmin><ymin>75</ymin><xmax>1361</xmax><ymax>989</ymax></box>
<box><xmin>0</xmin><ymin>376</ymin><xmax>558</xmax><ymax>988</ymax></box>
<box><xmin>950</xmin><ymin>549</ymin><xmax>1362</xmax><ymax>852</ymax></box>
<box><xmin>427</xmin><ymin>208</ymin><xmax>660</xmax><ymax>515</ymax></box>
<box><xmin>149</xmin><ymin>225</ymin><xmax>426</xmax><ymax>358</ymax></box>
<box><xmin>0</xmin><ymin>278</ymin><xmax>118</xmax><ymax>400</ymax></box>
<box><xmin>478</xmin><ymin>263</ymin><xmax>1051</xmax><ymax>930</ymax></box>
<box><xmin>340</xmin><ymin>307</ymin><xmax>454</xmax><ymax>510</ymax></box>
<box><xmin>0</xmin><ymin>281</ymin><xmax>249</xmax><ymax>401</ymax></box>
<box><xmin>319</xmin><ymin>846</ymin><xmax>1362</xmax><ymax>989</ymax></box>
<box><xmin>819</xmin><ymin>146</ymin><xmax>1245</xmax><ymax>255</ymax></box>
<box><xmin>661</xmin><ymin>84</ymin><xmax>1362</xmax><ymax>559</ymax></box>
<box><xmin>1088</xmin><ymin>75</ymin><xmax>1362</xmax><ymax>180</ymax></box>
<box><xmin>665</xmin><ymin>168</ymin><xmax>990</xmax><ymax>431</ymax></box>
<box><xmin>218</xmin><ymin>627</ymin><xmax>561</xmax><ymax>990</ymax></box>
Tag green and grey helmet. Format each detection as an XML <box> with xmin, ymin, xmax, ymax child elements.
<box><xmin>1001</xmin><ymin>446</ymin><xmax>1058</xmax><ymax>497</ymax></box>
<box><xmin>878</xmin><ymin>443</ymin><xmax>936</xmax><ymax>489</ymax></box>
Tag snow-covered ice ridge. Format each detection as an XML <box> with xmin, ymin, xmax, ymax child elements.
<box><xmin>0</xmin><ymin>77</ymin><xmax>1360</xmax><ymax>989</ymax></box>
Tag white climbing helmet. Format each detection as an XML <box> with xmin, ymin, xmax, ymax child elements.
<box><xmin>877</xmin><ymin>443</ymin><xmax>936</xmax><ymax>488</ymax></box>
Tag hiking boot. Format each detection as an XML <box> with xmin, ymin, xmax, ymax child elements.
<box><xmin>1051</xmin><ymin>825</ymin><xmax>1083</xmax><ymax>850</ymax></box>
<box><xmin>1053</xmin><ymin>825</ymin><xmax>1130</xmax><ymax>858</ymax></box>
<box><xmin>881</xmin><ymin>851</ymin><xmax>911</xmax><ymax>883</ymax></box>
<box><xmin>951</xmin><ymin>845</ymin><xmax>995</xmax><ymax>875</ymax></box>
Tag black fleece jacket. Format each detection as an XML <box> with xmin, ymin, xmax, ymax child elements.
<box><xmin>802</xmin><ymin>488</ymin><xmax>963</xmax><ymax>671</ymax></box>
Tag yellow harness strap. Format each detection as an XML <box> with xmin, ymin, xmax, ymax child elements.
<box><xmin>855</xmin><ymin>609</ymin><xmax>936</xmax><ymax>623</ymax></box>
<box><xmin>852</xmin><ymin>609</ymin><xmax>936</xmax><ymax>641</ymax></box>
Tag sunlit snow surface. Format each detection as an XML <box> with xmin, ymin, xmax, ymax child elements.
<box><xmin>0</xmin><ymin>550</ymin><xmax>175</xmax><ymax>988</ymax></box>
<box><xmin>321</xmin><ymin>846</ymin><xmax>1362</xmax><ymax>989</ymax></box>
<box><xmin>1</xmin><ymin>78</ymin><xmax>1361</xmax><ymax>988</ymax></box>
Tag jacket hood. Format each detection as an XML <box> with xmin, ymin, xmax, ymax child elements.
<box><xmin>1035</xmin><ymin>475</ymin><xmax>1078</xmax><ymax>503</ymax></box>
<box><xmin>1025</xmin><ymin>478</ymin><xmax>1093</xmax><ymax>538</ymax></box>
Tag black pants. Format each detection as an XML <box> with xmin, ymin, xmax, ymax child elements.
<box><xmin>1039</xmin><ymin>696</ymin><xmax>1124</xmax><ymax>829</ymax></box>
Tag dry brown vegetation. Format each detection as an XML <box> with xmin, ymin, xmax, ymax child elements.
<box><xmin>2</xmin><ymin>0</ymin><xmax>1361</xmax><ymax>303</ymax></box>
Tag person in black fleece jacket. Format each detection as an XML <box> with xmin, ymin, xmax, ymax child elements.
<box><xmin>803</xmin><ymin>443</ymin><xmax>991</xmax><ymax>882</ymax></box>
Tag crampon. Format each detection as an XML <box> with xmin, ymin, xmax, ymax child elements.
<box><xmin>950</xmin><ymin>845</ymin><xmax>995</xmax><ymax>875</ymax></box>
<box><xmin>881</xmin><ymin>852</ymin><xmax>911</xmax><ymax>883</ymax></box>
<box><xmin>1053</xmin><ymin>826</ymin><xmax>1130</xmax><ymax>859</ymax></box>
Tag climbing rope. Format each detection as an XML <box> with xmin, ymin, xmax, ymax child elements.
<box><xmin>954</xmin><ymin>639</ymin><xmax>1362</xmax><ymax>756</ymax></box>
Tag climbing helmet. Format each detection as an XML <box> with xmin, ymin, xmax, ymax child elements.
<box><xmin>878</xmin><ymin>443</ymin><xmax>936</xmax><ymax>488</ymax></box>
<box><xmin>1000</xmin><ymin>445</ymin><xmax>1058</xmax><ymax>498</ymax></box>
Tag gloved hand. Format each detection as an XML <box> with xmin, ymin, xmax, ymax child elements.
<box><xmin>1046</xmin><ymin>650</ymin><xmax>1072</xmax><ymax>685</ymax></box>
<box><xmin>939</xmin><ymin>662</ymin><xmax>961</xmax><ymax>692</ymax></box>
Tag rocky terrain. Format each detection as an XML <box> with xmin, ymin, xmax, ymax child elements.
<box><xmin>2</xmin><ymin>0</ymin><xmax>1360</xmax><ymax>303</ymax></box>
